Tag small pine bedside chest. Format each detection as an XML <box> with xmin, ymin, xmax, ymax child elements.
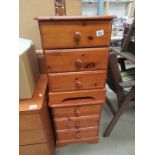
<box><xmin>19</xmin><ymin>75</ymin><xmax>55</xmax><ymax>155</ymax></box>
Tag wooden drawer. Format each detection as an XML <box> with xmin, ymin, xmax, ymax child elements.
<box><xmin>44</xmin><ymin>48</ymin><xmax>108</xmax><ymax>73</ymax></box>
<box><xmin>19</xmin><ymin>114</ymin><xmax>42</xmax><ymax>131</ymax></box>
<box><xmin>49</xmin><ymin>88</ymin><xmax>106</xmax><ymax>105</ymax></box>
<box><xmin>39</xmin><ymin>20</ymin><xmax>112</xmax><ymax>49</ymax></box>
<box><xmin>52</xmin><ymin>104</ymin><xmax>102</xmax><ymax>118</ymax></box>
<box><xmin>19</xmin><ymin>142</ymin><xmax>54</xmax><ymax>155</ymax></box>
<box><xmin>56</xmin><ymin>127</ymin><xmax>98</xmax><ymax>142</ymax></box>
<box><xmin>48</xmin><ymin>70</ymin><xmax>106</xmax><ymax>92</ymax></box>
<box><xmin>19</xmin><ymin>129</ymin><xmax>47</xmax><ymax>145</ymax></box>
<box><xmin>56</xmin><ymin>137</ymin><xmax>98</xmax><ymax>147</ymax></box>
<box><xmin>54</xmin><ymin>115</ymin><xmax>100</xmax><ymax>130</ymax></box>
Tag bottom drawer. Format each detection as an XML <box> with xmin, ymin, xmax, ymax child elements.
<box><xmin>56</xmin><ymin>126</ymin><xmax>99</xmax><ymax>142</ymax></box>
<box><xmin>56</xmin><ymin>137</ymin><xmax>99</xmax><ymax>147</ymax></box>
<box><xmin>19</xmin><ymin>142</ymin><xmax>54</xmax><ymax>155</ymax></box>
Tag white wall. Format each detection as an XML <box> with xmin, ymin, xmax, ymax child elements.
<box><xmin>81</xmin><ymin>1</ymin><xmax>134</xmax><ymax>17</ymax></box>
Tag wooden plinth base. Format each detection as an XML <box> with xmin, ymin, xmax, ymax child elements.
<box><xmin>56</xmin><ymin>137</ymin><xmax>99</xmax><ymax>147</ymax></box>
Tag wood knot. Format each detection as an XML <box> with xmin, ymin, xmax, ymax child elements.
<box><xmin>85</xmin><ymin>63</ymin><xmax>95</xmax><ymax>69</ymax></box>
<box><xmin>88</xmin><ymin>36</ymin><xmax>93</xmax><ymax>40</ymax></box>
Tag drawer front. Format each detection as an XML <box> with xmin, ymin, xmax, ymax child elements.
<box><xmin>48</xmin><ymin>70</ymin><xmax>106</xmax><ymax>92</ymax></box>
<box><xmin>20</xmin><ymin>129</ymin><xmax>47</xmax><ymax>145</ymax></box>
<box><xmin>54</xmin><ymin>115</ymin><xmax>100</xmax><ymax>130</ymax></box>
<box><xmin>52</xmin><ymin>104</ymin><xmax>102</xmax><ymax>118</ymax></box>
<box><xmin>56</xmin><ymin>127</ymin><xmax>98</xmax><ymax>141</ymax></box>
<box><xmin>19</xmin><ymin>142</ymin><xmax>53</xmax><ymax>155</ymax></box>
<box><xmin>44</xmin><ymin>48</ymin><xmax>108</xmax><ymax>73</ymax></box>
<box><xmin>39</xmin><ymin>20</ymin><xmax>112</xmax><ymax>49</ymax></box>
<box><xmin>19</xmin><ymin>114</ymin><xmax>42</xmax><ymax>131</ymax></box>
<box><xmin>49</xmin><ymin>89</ymin><xmax>106</xmax><ymax>105</ymax></box>
<box><xmin>56</xmin><ymin>137</ymin><xmax>98</xmax><ymax>147</ymax></box>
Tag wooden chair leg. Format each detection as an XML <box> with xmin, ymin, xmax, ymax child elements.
<box><xmin>103</xmin><ymin>87</ymin><xmax>135</xmax><ymax>137</ymax></box>
<box><xmin>106</xmin><ymin>98</ymin><xmax>116</xmax><ymax>115</ymax></box>
<box><xmin>118</xmin><ymin>57</ymin><xmax>126</xmax><ymax>71</ymax></box>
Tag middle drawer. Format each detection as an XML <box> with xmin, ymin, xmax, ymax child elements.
<box><xmin>48</xmin><ymin>70</ymin><xmax>106</xmax><ymax>92</ymax></box>
<box><xmin>54</xmin><ymin>115</ymin><xmax>100</xmax><ymax>130</ymax></box>
<box><xmin>44</xmin><ymin>47</ymin><xmax>108</xmax><ymax>73</ymax></box>
<box><xmin>52</xmin><ymin>104</ymin><xmax>102</xmax><ymax>118</ymax></box>
<box><xmin>19</xmin><ymin>129</ymin><xmax>47</xmax><ymax>145</ymax></box>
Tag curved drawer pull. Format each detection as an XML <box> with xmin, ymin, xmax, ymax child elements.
<box><xmin>74</xmin><ymin>32</ymin><xmax>81</xmax><ymax>41</ymax></box>
<box><xmin>76</xmin><ymin>80</ymin><xmax>82</xmax><ymax>88</ymax></box>
<box><xmin>75</xmin><ymin>59</ymin><xmax>82</xmax><ymax>68</ymax></box>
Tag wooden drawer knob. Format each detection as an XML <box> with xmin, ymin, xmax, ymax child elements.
<box><xmin>75</xmin><ymin>108</ymin><xmax>80</xmax><ymax>116</ymax></box>
<box><xmin>74</xmin><ymin>32</ymin><xmax>81</xmax><ymax>41</ymax></box>
<box><xmin>67</xmin><ymin>124</ymin><xmax>71</xmax><ymax>129</ymax></box>
<box><xmin>76</xmin><ymin>131</ymin><xmax>80</xmax><ymax>139</ymax></box>
<box><xmin>67</xmin><ymin>118</ymin><xmax>72</xmax><ymax>128</ymax></box>
<box><xmin>76</xmin><ymin>80</ymin><xmax>82</xmax><ymax>88</ymax></box>
<box><xmin>75</xmin><ymin>59</ymin><xmax>82</xmax><ymax>68</ymax></box>
<box><xmin>75</xmin><ymin>121</ymin><xmax>80</xmax><ymax>128</ymax></box>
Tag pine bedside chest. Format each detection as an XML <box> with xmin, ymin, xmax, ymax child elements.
<box><xmin>19</xmin><ymin>75</ymin><xmax>55</xmax><ymax>154</ymax></box>
<box><xmin>35</xmin><ymin>16</ymin><xmax>113</xmax><ymax>147</ymax></box>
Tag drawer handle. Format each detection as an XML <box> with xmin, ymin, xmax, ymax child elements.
<box><xmin>67</xmin><ymin>118</ymin><xmax>73</xmax><ymax>128</ymax></box>
<box><xmin>75</xmin><ymin>121</ymin><xmax>80</xmax><ymax>128</ymax></box>
<box><xmin>76</xmin><ymin>131</ymin><xmax>80</xmax><ymax>139</ymax></box>
<box><xmin>75</xmin><ymin>108</ymin><xmax>80</xmax><ymax>116</ymax></box>
<box><xmin>76</xmin><ymin>80</ymin><xmax>82</xmax><ymax>88</ymax></box>
<box><xmin>74</xmin><ymin>32</ymin><xmax>81</xmax><ymax>41</ymax></box>
<box><xmin>67</xmin><ymin>124</ymin><xmax>71</xmax><ymax>129</ymax></box>
<box><xmin>75</xmin><ymin>59</ymin><xmax>82</xmax><ymax>68</ymax></box>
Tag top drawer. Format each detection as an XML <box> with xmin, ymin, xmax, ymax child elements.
<box><xmin>38</xmin><ymin>20</ymin><xmax>112</xmax><ymax>49</ymax></box>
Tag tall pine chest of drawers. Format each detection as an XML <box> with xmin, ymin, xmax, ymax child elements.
<box><xmin>36</xmin><ymin>16</ymin><xmax>113</xmax><ymax>147</ymax></box>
